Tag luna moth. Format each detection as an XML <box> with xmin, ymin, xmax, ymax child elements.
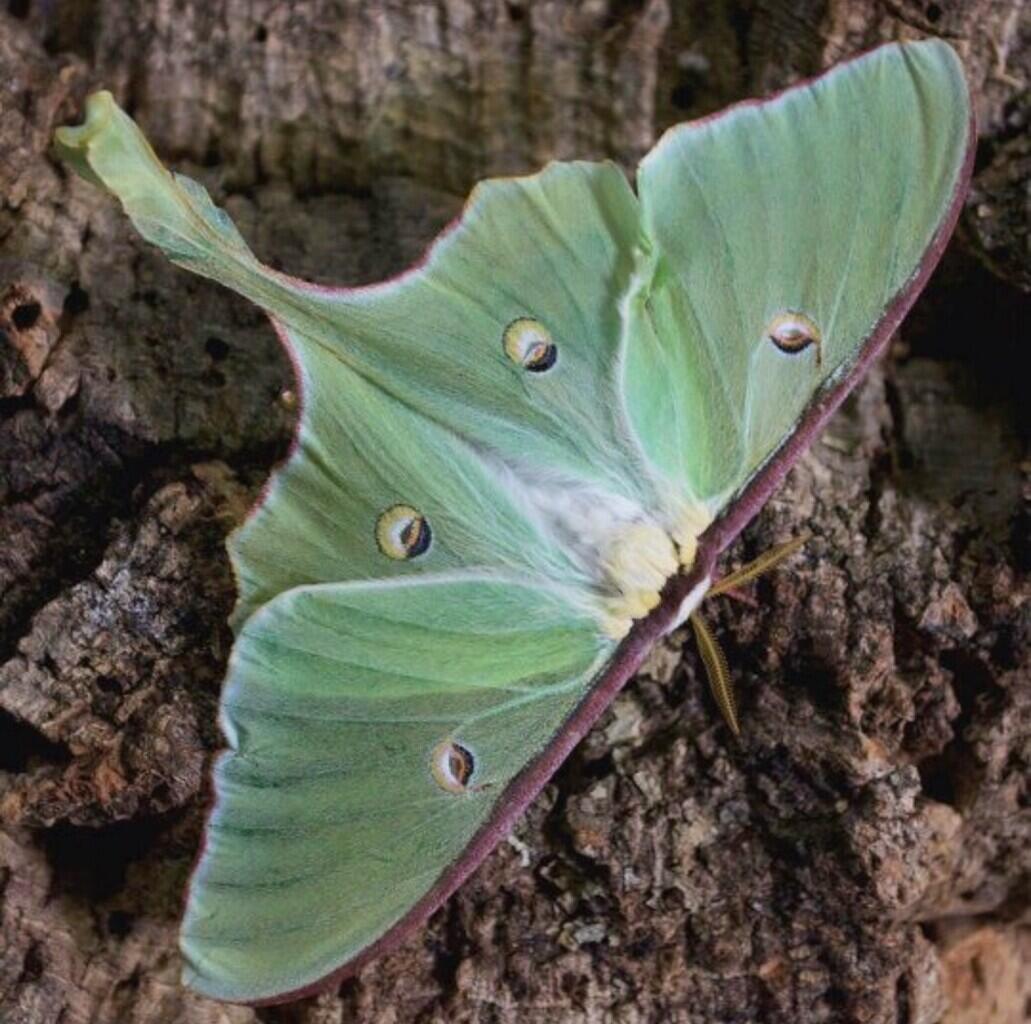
<box><xmin>53</xmin><ymin>39</ymin><xmax>973</xmax><ymax>1004</ymax></box>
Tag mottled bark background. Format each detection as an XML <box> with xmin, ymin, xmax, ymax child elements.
<box><xmin>0</xmin><ymin>1</ymin><xmax>1027</xmax><ymax>1022</ymax></box>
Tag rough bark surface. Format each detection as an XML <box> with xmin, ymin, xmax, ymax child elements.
<box><xmin>0</xmin><ymin>2</ymin><xmax>1027</xmax><ymax>1022</ymax></box>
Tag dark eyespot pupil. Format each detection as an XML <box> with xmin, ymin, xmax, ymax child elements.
<box><xmin>404</xmin><ymin>516</ymin><xmax>432</xmax><ymax>557</ymax></box>
<box><xmin>770</xmin><ymin>331</ymin><xmax>813</xmax><ymax>353</ymax></box>
<box><xmin>525</xmin><ymin>342</ymin><xmax>557</xmax><ymax>372</ymax></box>
<box><xmin>448</xmin><ymin>744</ymin><xmax>474</xmax><ymax>785</ymax></box>
<box><xmin>775</xmin><ymin>338</ymin><xmax>812</xmax><ymax>352</ymax></box>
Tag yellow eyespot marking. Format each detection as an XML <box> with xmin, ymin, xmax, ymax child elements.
<box><xmin>430</xmin><ymin>740</ymin><xmax>475</xmax><ymax>793</ymax></box>
<box><xmin>767</xmin><ymin>312</ymin><xmax>822</xmax><ymax>363</ymax></box>
<box><xmin>278</xmin><ymin>388</ymin><xmax>298</xmax><ymax>411</ymax></box>
<box><xmin>503</xmin><ymin>317</ymin><xmax>557</xmax><ymax>372</ymax></box>
<box><xmin>375</xmin><ymin>504</ymin><xmax>432</xmax><ymax>560</ymax></box>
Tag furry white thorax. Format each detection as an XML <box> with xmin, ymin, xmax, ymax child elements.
<box><xmin>515</xmin><ymin>475</ymin><xmax>713</xmax><ymax>639</ymax></box>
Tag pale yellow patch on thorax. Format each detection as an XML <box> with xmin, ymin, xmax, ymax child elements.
<box><xmin>599</xmin><ymin>502</ymin><xmax>713</xmax><ymax>639</ymax></box>
<box><xmin>671</xmin><ymin>502</ymin><xmax>714</xmax><ymax>570</ymax></box>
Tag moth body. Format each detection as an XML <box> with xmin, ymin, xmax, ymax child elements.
<box><xmin>507</xmin><ymin>471</ymin><xmax>710</xmax><ymax>637</ymax></box>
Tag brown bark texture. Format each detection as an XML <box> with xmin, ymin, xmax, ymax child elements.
<box><xmin>0</xmin><ymin>1</ymin><xmax>1027</xmax><ymax>1022</ymax></box>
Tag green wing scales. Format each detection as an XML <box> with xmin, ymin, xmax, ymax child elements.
<box><xmin>624</xmin><ymin>41</ymin><xmax>970</xmax><ymax>503</ymax></box>
<box><xmin>185</xmin><ymin>574</ymin><xmax>609</xmax><ymax>1001</ymax></box>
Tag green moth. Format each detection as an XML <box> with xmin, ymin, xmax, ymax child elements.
<box><xmin>54</xmin><ymin>39</ymin><xmax>973</xmax><ymax>1004</ymax></box>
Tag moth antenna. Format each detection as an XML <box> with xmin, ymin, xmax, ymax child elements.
<box><xmin>715</xmin><ymin>586</ymin><xmax>760</xmax><ymax>608</ymax></box>
<box><xmin>690</xmin><ymin>611</ymin><xmax>739</xmax><ymax>737</ymax></box>
<box><xmin>708</xmin><ymin>535</ymin><xmax>807</xmax><ymax>597</ymax></box>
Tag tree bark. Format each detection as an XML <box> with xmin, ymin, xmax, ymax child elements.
<box><xmin>0</xmin><ymin>2</ymin><xmax>1027</xmax><ymax>1022</ymax></box>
